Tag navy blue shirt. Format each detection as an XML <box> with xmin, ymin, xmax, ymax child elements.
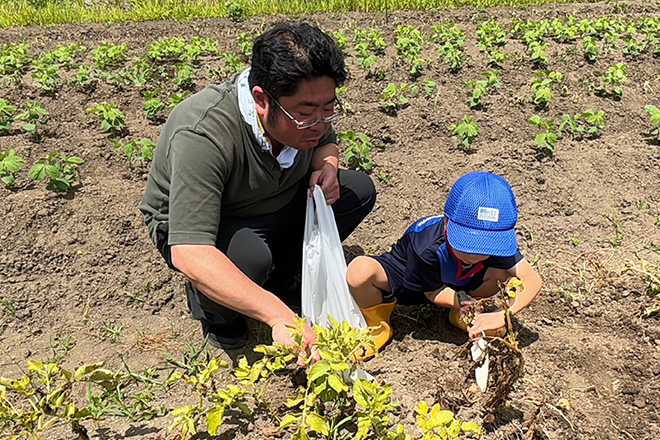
<box><xmin>386</xmin><ymin>215</ymin><xmax>522</xmax><ymax>293</ymax></box>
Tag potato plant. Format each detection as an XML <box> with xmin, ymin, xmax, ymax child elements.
<box><xmin>530</xmin><ymin>70</ymin><xmax>563</xmax><ymax>108</ymax></box>
<box><xmin>0</xmin><ymin>42</ymin><xmax>31</xmax><ymax>83</ymax></box>
<box><xmin>559</xmin><ymin>109</ymin><xmax>605</xmax><ymax>139</ymax></box>
<box><xmin>111</xmin><ymin>138</ymin><xmax>156</xmax><ymax>169</ymax></box>
<box><xmin>462</xmin><ymin>70</ymin><xmax>501</xmax><ymax>108</ymax></box>
<box><xmin>379</xmin><ymin>82</ymin><xmax>417</xmax><ymax>114</ymax></box>
<box><xmin>394</xmin><ymin>25</ymin><xmax>426</xmax><ymax>77</ymax></box>
<box><xmin>432</xmin><ymin>23</ymin><xmax>467</xmax><ymax>72</ymax></box>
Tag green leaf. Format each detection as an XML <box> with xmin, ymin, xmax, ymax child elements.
<box><xmin>327</xmin><ymin>373</ymin><xmax>349</xmax><ymax>394</ymax></box>
<box><xmin>206</xmin><ymin>405</ymin><xmax>225</xmax><ymax>435</ymax></box>
<box><xmin>308</xmin><ymin>361</ymin><xmax>331</xmax><ymax>382</ymax></box>
<box><xmin>285</xmin><ymin>395</ymin><xmax>304</xmax><ymax>408</ymax></box>
<box><xmin>279</xmin><ymin>413</ymin><xmax>301</xmax><ymax>429</ymax></box>
<box><xmin>1</xmin><ymin>174</ymin><xmax>15</xmax><ymax>186</ymax></box>
<box><xmin>88</xmin><ymin>368</ymin><xmax>116</xmax><ymax>382</ymax></box>
<box><xmin>306</xmin><ymin>412</ymin><xmax>330</xmax><ymax>436</ymax></box>
<box><xmin>65</xmin><ymin>156</ymin><xmax>84</xmax><ymax>165</ymax></box>
<box><xmin>235</xmin><ymin>401</ymin><xmax>252</xmax><ymax>416</ymax></box>
<box><xmin>431</xmin><ymin>408</ymin><xmax>454</xmax><ymax>427</ymax></box>
<box><xmin>74</xmin><ymin>363</ymin><xmax>104</xmax><ymax>380</ymax></box>
<box><xmin>461</xmin><ymin>421</ymin><xmax>482</xmax><ymax>435</ymax></box>
<box><xmin>45</xmin><ymin>163</ymin><xmax>60</xmax><ymax>179</ymax></box>
<box><xmin>534</xmin><ymin>132</ymin><xmax>547</xmax><ymax>145</ymax></box>
<box><xmin>27</xmin><ymin>359</ymin><xmax>45</xmax><ymax>372</ymax></box>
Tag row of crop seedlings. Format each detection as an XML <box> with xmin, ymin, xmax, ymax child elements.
<box><xmin>334</xmin><ymin>18</ymin><xmax>660</xmax><ymax>157</ymax></box>
<box><xmin>2</xmin><ymin>16</ymin><xmax>660</xmax><ymax>191</ymax></box>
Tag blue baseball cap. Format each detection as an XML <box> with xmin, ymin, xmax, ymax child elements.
<box><xmin>444</xmin><ymin>171</ymin><xmax>518</xmax><ymax>257</ymax></box>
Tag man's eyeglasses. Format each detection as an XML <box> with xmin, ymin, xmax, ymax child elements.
<box><xmin>265</xmin><ymin>91</ymin><xmax>345</xmax><ymax>130</ymax></box>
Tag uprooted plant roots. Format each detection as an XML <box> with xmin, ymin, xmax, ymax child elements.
<box><xmin>437</xmin><ymin>279</ymin><xmax>527</xmax><ymax>423</ymax></box>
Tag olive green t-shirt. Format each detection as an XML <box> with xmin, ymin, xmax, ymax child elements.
<box><xmin>139</xmin><ymin>74</ymin><xmax>337</xmax><ymax>246</ymax></box>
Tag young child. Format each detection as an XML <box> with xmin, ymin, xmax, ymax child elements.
<box><xmin>347</xmin><ymin>171</ymin><xmax>542</xmax><ymax>359</ymax></box>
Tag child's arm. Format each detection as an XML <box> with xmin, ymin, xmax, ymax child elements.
<box><xmin>468</xmin><ymin>258</ymin><xmax>542</xmax><ymax>339</ymax></box>
<box><xmin>425</xmin><ymin>286</ymin><xmax>460</xmax><ymax>308</ymax></box>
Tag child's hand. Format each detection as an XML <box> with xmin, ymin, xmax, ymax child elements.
<box><xmin>468</xmin><ymin>310</ymin><xmax>505</xmax><ymax>340</ymax></box>
<box><xmin>456</xmin><ymin>290</ymin><xmax>477</xmax><ymax>324</ymax></box>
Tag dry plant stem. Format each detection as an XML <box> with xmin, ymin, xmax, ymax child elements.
<box><xmin>609</xmin><ymin>417</ymin><xmax>636</xmax><ymax>440</ymax></box>
<box><xmin>544</xmin><ymin>403</ymin><xmax>575</xmax><ymax>432</ymax></box>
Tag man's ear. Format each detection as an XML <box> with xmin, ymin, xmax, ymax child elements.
<box><xmin>252</xmin><ymin>86</ymin><xmax>268</xmax><ymax>117</ymax></box>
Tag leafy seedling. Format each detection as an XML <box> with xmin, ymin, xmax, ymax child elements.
<box><xmin>449</xmin><ymin>115</ymin><xmax>478</xmax><ymax>150</ymax></box>
<box><xmin>379</xmin><ymin>82</ymin><xmax>416</xmax><ymax>114</ymax></box>
<box><xmin>582</xmin><ymin>36</ymin><xmax>599</xmax><ymax>61</ymax></box>
<box><xmin>0</xmin><ymin>98</ymin><xmax>17</xmax><ymax>134</ymax></box>
<box><xmin>463</xmin><ymin>70</ymin><xmax>501</xmax><ymax>108</ymax></box>
<box><xmin>559</xmin><ymin>109</ymin><xmax>605</xmax><ymax>139</ymax></box>
<box><xmin>1</xmin><ymin>149</ymin><xmax>25</xmax><ymax>187</ymax></box>
<box><xmin>531</xmin><ymin>70</ymin><xmax>563</xmax><ymax>108</ymax></box>
<box><xmin>0</xmin><ymin>42</ymin><xmax>31</xmax><ymax>83</ymax></box>
<box><xmin>528</xmin><ymin>115</ymin><xmax>557</xmax><ymax>156</ymax></box>
<box><xmin>644</xmin><ymin>104</ymin><xmax>660</xmax><ymax>141</ymax></box>
<box><xmin>168</xmin><ymin>91</ymin><xmax>191</xmax><ymax>113</ymax></box>
<box><xmin>111</xmin><ymin>138</ymin><xmax>156</xmax><ymax>169</ymax></box>
<box><xmin>143</xmin><ymin>90</ymin><xmax>165</xmax><ymax>122</ymax></box>
<box><xmin>28</xmin><ymin>150</ymin><xmax>84</xmax><ymax>192</ymax></box>
<box><xmin>16</xmin><ymin>101</ymin><xmax>50</xmax><ymax>141</ymax></box>
<box><xmin>86</xmin><ymin>101</ymin><xmax>126</xmax><ymax>135</ymax></box>
<box><xmin>339</xmin><ymin>130</ymin><xmax>374</xmax><ymax>173</ymax></box>
<box><xmin>594</xmin><ymin>63</ymin><xmax>627</xmax><ymax>97</ymax></box>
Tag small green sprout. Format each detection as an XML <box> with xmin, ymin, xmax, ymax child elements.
<box><xmin>16</xmin><ymin>101</ymin><xmax>50</xmax><ymax>140</ymax></box>
<box><xmin>528</xmin><ymin>115</ymin><xmax>557</xmax><ymax>156</ymax></box>
<box><xmin>86</xmin><ymin>101</ymin><xmax>126</xmax><ymax>135</ymax></box>
<box><xmin>449</xmin><ymin>115</ymin><xmax>479</xmax><ymax>150</ymax></box>
<box><xmin>644</xmin><ymin>104</ymin><xmax>660</xmax><ymax>141</ymax></box>
<box><xmin>594</xmin><ymin>63</ymin><xmax>627</xmax><ymax>97</ymax></box>
<box><xmin>339</xmin><ymin>130</ymin><xmax>374</xmax><ymax>173</ymax></box>
<box><xmin>101</xmin><ymin>321</ymin><xmax>124</xmax><ymax>343</ymax></box>
<box><xmin>0</xmin><ymin>149</ymin><xmax>25</xmax><ymax>187</ymax></box>
<box><xmin>28</xmin><ymin>150</ymin><xmax>84</xmax><ymax>192</ymax></box>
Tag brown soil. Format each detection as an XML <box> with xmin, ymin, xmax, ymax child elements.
<box><xmin>2</xmin><ymin>2</ymin><xmax>660</xmax><ymax>439</ymax></box>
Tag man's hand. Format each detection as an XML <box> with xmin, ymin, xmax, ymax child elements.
<box><xmin>309</xmin><ymin>162</ymin><xmax>339</xmax><ymax>204</ymax></box>
<box><xmin>468</xmin><ymin>310</ymin><xmax>505</xmax><ymax>340</ymax></box>
<box><xmin>271</xmin><ymin>319</ymin><xmax>320</xmax><ymax>366</ymax></box>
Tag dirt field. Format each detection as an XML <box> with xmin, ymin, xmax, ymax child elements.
<box><xmin>2</xmin><ymin>1</ymin><xmax>660</xmax><ymax>439</ymax></box>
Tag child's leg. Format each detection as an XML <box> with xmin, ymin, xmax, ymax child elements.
<box><xmin>346</xmin><ymin>256</ymin><xmax>396</xmax><ymax>361</ymax></box>
<box><xmin>346</xmin><ymin>256</ymin><xmax>392</xmax><ymax>308</ymax></box>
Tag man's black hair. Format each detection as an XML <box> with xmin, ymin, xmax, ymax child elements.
<box><xmin>248</xmin><ymin>22</ymin><xmax>346</xmax><ymax>100</ymax></box>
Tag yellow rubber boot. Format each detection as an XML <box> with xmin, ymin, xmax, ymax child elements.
<box><xmin>352</xmin><ymin>298</ymin><xmax>397</xmax><ymax>361</ymax></box>
<box><xmin>449</xmin><ymin>308</ymin><xmax>506</xmax><ymax>338</ymax></box>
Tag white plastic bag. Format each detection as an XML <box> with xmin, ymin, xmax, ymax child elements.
<box><xmin>301</xmin><ymin>185</ymin><xmax>367</xmax><ymax>329</ymax></box>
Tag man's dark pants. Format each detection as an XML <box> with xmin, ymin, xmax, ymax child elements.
<box><xmin>155</xmin><ymin>170</ymin><xmax>376</xmax><ymax>333</ymax></box>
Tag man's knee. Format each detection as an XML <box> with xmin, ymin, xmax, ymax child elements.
<box><xmin>226</xmin><ymin>228</ymin><xmax>273</xmax><ymax>285</ymax></box>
